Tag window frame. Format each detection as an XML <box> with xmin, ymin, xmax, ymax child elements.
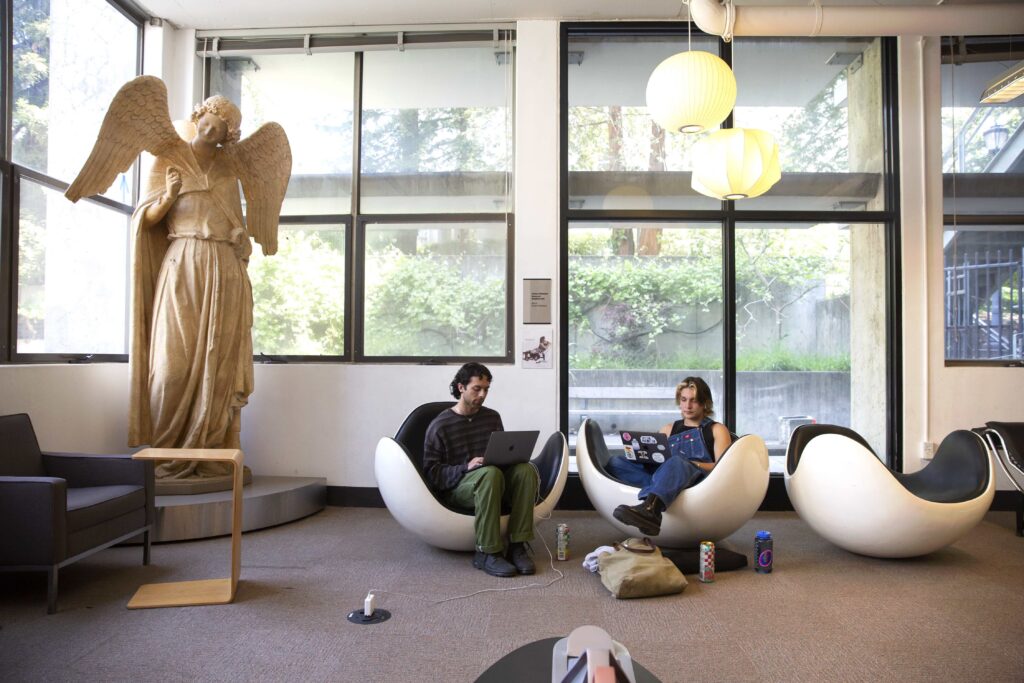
<box><xmin>1</xmin><ymin>21</ymin><xmax>517</xmax><ymax>365</ymax></box>
<box><xmin>559</xmin><ymin>23</ymin><xmax>903</xmax><ymax>470</ymax></box>
<box><xmin>354</xmin><ymin>213</ymin><xmax>515</xmax><ymax>364</ymax></box>
<box><xmin>940</xmin><ymin>35</ymin><xmax>1024</xmax><ymax>368</ymax></box>
<box><xmin>2</xmin><ymin>0</ymin><xmax>144</xmax><ymax>363</ymax></box>
<box><xmin>202</xmin><ymin>31</ymin><xmax>517</xmax><ymax>364</ymax></box>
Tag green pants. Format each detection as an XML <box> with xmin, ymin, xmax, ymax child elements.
<box><xmin>444</xmin><ymin>463</ymin><xmax>539</xmax><ymax>554</ymax></box>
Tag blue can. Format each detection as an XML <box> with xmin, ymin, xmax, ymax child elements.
<box><xmin>754</xmin><ymin>530</ymin><xmax>773</xmax><ymax>573</ymax></box>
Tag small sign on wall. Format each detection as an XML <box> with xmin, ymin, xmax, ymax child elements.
<box><xmin>521</xmin><ymin>326</ymin><xmax>553</xmax><ymax>369</ymax></box>
<box><xmin>523</xmin><ymin>278</ymin><xmax>552</xmax><ymax>325</ymax></box>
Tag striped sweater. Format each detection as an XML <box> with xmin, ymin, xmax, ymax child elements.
<box><xmin>422</xmin><ymin>407</ymin><xmax>504</xmax><ymax>492</ymax></box>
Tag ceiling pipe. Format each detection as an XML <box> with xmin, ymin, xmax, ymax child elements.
<box><xmin>688</xmin><ymin>0</ymin><xmax>1024</xmax><ymax>40</ymax></box>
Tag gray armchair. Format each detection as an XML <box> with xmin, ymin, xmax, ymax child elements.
<box><xmin>0</xmin><ymin>413</ymin><xmax>154</xmax><ymax>613</ymax></box>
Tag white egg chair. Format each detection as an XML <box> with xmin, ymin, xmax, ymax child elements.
<box><xmin>374</xmin><ymin>402</ymin><xmax>569</xmax><ymax>551</ymax></box>
<box><xmin>785</xmin><ymin>424</ymin><xmax>994</xmax><ymax>558</ymax></box>
<box><xmin>576</xmin><ymin>418</ymin><xmax>769</xmax><ymax>549</ymax></box>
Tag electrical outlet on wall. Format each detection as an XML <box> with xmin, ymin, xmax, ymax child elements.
<box><xmin>922</xmin><ymin>441</ymin><xmax>936</xmax><ymax>460</ymax></box>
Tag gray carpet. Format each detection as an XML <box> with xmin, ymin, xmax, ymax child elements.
<box><xmin>2</xmin><ymin>508</ymin><xmax>1023</xmax><ymax>682</ymax></box>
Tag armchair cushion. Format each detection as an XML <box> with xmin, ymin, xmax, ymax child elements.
<box><xmin>66</xmin><ymin>485</ymin><xmax>147</xmax><ymax>533</ymax></box>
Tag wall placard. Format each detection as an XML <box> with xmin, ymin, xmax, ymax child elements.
<box><xmin>523</xmin><ymin>278</ymin><xmax>552</xmax><ymax>325</ymax></box>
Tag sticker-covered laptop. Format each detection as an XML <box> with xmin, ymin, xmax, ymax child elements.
<box><xmin>618</xmin><ymin>430</ymin><xmax>670</xmax><ymax>464</ymax></box>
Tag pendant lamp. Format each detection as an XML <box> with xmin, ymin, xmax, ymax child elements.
<box><xmin>646</xmin><ymin>51</ymin><xmax>737</xmax><ymax>134</ymax></box>
<box><xmin>691</xmin><ymin>128</ymin><xmax>781</xmax><ymax>200</ymax></box>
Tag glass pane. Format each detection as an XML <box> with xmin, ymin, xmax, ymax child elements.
<box><xmin>210</xmin><ymin>53</ymin><xmax>355</xmax><ymax>216</ymax></box>
<box><xmin>363</xmin><ymin>222</ymin><xmax>507</xmax><ymax>356</ymax></box>
<box><xmin>734</xmin><ymin>222</ymin><xmax>886</xmax><ymax>463</ymax></box>
<box><xmin>944</xmin><ymin>224</ymin><xmax>1024</xmax><ymax>361</ymax></box>
<box><xmin>733</xmin><ymin>37</ymin><xmax>885</xmax><ymax>211</ymax></box>
<box><xmin>250</xmin><ymin>224</ymin><xmax>346</xmax><ymax>356</ymax></box>
<box><xmin>361</xmin><ymin>47</ymin><xmax>513</xmax><ymax>213</ymax></box>
<box><xmin>18</xmin><ymin>178</ymin><xmax>129</xmax><ymax>354</ymax></box>
<box><xmin>567</xmin><ymin>35</ymin><xmax>720</xmax><ymax>211</ymax></box>
<box><xmin>568</xmin><ymin>221</ymin><xmax>724</xmax><ymax>441</ymax></box>
<box><xmin>13</xmin><ymin>0</ymin><xmax>137</xmax><ymax>202</ymax></box>
<box><xmin>940</xmin><ymin>36</ymin><xmax>1024</xmax><ymax>216</ymax></box>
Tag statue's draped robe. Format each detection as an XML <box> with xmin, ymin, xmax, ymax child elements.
<box><xmin>128</xmin><ymin>141</ymin><xmax>254</xmax><ymax>478</ymax></box>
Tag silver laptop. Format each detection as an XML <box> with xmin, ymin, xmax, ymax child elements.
<box><xmin>482</xmin><ymin>430</ymin><xmax>540</xmax><ymax>467</ymax></box>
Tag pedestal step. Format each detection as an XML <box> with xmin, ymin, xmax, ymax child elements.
<box><xmin>154</xmin><ymin>475</ymin><xmax>326</xmax><ymax>542</ymax></box>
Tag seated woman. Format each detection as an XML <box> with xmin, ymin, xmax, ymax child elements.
<box><xmin>608</xmin><ymin>376</ymin><xmax>732</xmax><ymax>536</ymax></box>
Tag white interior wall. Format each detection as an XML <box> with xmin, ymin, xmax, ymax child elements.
<box><xmin>0</xmin><ymin>17</ymin><xmax>1019</xmax><ymax>490</ymax></box>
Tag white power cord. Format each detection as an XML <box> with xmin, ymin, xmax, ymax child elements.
<box><xmin>368</xmin><ymin>515</ymin><xmax>567</xmax><ymax>608</ymax></box>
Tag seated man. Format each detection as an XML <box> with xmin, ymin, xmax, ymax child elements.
<box><xmin>607</xmin><ymin>376</ymin><xmax>732</xmax><ymax>536</ymax></box>
<box><xmin>423</xmin><ymin>362</ymin><xmax>539</xmax><ymax>577</ymax></box>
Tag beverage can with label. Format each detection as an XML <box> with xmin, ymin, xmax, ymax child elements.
<box><xmin>556</xmin><ymin>523</ymin><xmax>570</xmax><ymax>561</ymax></box>
<box><xmin>755</xmin><ymin>530</ymin><xmax>773</xmax><ymax>573</ymax></box>
<box><xmin>699</xmin><ymin>540</ymin><xmax>715</xmax><ymax>582</ymax></box>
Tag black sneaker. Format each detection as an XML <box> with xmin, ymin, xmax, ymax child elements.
<box><xmin>473</xmin><ymin>550</ymin><xmax>517</xmax><ymax>577</ymax></box>
<box><xmin>507</xmin><ymin>542</ymin><xmax>536</xmax><ymax>575</ymax></box>
<box><xmin>612</xmin><ymin>494</ymin><xmax>664</xmax><ymax>536</ymax></box>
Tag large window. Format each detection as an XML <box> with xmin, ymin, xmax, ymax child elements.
<box><xmin>6</xmin><ymin>0</ymin><xmax>141</xmax><ymax>359</ymax></box>
<box><xmin>1</xmin><ymin>26</ymin><xmax>514</xmax><ymax>363</ymax></box>
<box><xmin>205</xmin><ymin>32</ymin><xmax>515</xmax><ymax>362</ymax></box>
<box><xmin>564</xmin><ymin>27</ymin><xmax>898</xmax><ymax>468</ymax></box>
<box><xmin>941</xmin><ymin>35</ymin><xmax>1024</xmax><ymax>364</ymax></box>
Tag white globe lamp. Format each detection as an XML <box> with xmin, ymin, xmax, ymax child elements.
<box><xmin>646</xmin><ymin>51</ymin><xmax>737</xmax><ymax>134</ymax></box>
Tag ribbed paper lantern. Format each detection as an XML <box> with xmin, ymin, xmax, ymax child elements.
<box><xmin>646</xmin><ymin>51</ymin><xmax>737</xmax><ymax>134</ymax></box>
<box><xmin>691</xmin><ymin>128</ymin><xmax>781</xmax><ymax>200</ymax></box>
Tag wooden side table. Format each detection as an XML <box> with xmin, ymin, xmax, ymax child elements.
<box><xmin>127</xmin><ymin>448</ymin><xmax>244</xmax><ymax>609</ymax></box>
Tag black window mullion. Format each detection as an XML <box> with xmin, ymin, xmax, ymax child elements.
<box><xmin>2</xmin><ymin>0</ymin><xmax>11</xmax><ymax>160</ymax></box>
<box><xmin>1</xmin><ymin>164</ymin><xmax>12</xmax><ymax>361</ymax></box>
<box><xmin>723</xmin><ymin>215</ymin><xmax>737</xmax><ymax>432</ymax></box>
<box><xmin>881</xmin><ymin>36</ymin><xmax>903</xmax><ymax>471</ymax></box>
<box><xmin>559</xmin><ymin>22</ymin><xmax>571</xmax><ymax>438</ymax></box>
<box><xmin>349</xmin><ymin>50</ymin><xmax>363</xmax><ymax>362</ymax></box>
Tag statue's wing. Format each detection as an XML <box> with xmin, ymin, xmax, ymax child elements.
<box><xmin>65</xmin><ymin>76</ymin><xmax>180</xmax><ymax>202</ymax></box>
<box><xmin>228</xmin><ymin>122</ymin><xmax>292</xmax><ymax>256</ymax></box>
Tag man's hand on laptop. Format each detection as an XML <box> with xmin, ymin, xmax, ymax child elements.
<box><xmin>467</xmin><ymin>456</ymin><xmax>485</xmax><ymax>470</ymax></box>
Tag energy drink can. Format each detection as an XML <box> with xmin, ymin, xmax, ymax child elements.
<box><xmin>755</xmin><ymin>530</ymin><xmax>773</xmax><ymax>573</ymax></box>
<box><xmin>699</xmin><ymin>540</ymin><xmax>715</xmax><ymax>583</ymax></box>
<box><xmin>556</xmin><ymin>523</ymin><xmax>570</xmax><ymax>561</ymax></box>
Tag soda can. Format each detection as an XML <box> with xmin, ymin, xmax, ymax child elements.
<box><xmin>699</xmin><ymin>540</ymin><xmax>715</xmax><ymax>583</ymax></box>
<box><xmin>556</xmin><ymin>523</ymin><xmax>570</xmax><ymax>561</ymax></box>
<box><xmin>755</xmin><ymin>530</ymin><xmax>773</xmax><ymax>573</ymax></box>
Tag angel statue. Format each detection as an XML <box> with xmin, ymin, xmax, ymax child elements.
<box><xmin>66</xmin><ymin>76</ymin><xmax>291</xmax><ymax>487</ymax></box>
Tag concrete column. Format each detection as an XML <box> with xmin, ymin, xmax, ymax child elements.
<box><xmin>847</xmin><ymin>39</ymin><xmax>888</xmax><ymax>457</ymax></box>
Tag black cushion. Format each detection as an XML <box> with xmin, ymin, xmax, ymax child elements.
<box><xmin>786</xmin><ymin>423</ymin><xmax>875</xmax><ymax>476</ymax></box>
<box><xmin>894</xmin><ymin>430</ymin><xmax>990</xmax><ymax>503</ymax></box>
<box><xmin>583</xmin><ymin>419</ymin><xmax>613</xmax><ymax>473</ymax></box>
<box><xmin>0</xmin><ymin>413</ymin><xmax>46</xmax><ymax>477</ymax></box>
<box><xmin>394</xmin><ymin>401</ymin><xmax>455</xmax><ymax>469</ymax></box>
<box><xmin>534</xmin><ymin>432</ymin><xmax>564</xmax><ymax>499</ymax></box>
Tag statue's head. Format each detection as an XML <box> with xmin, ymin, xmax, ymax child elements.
<box><xmin>191</xmin><ymin>95</ymin><xmax>242</xmax><ymax>144</ymax></box>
